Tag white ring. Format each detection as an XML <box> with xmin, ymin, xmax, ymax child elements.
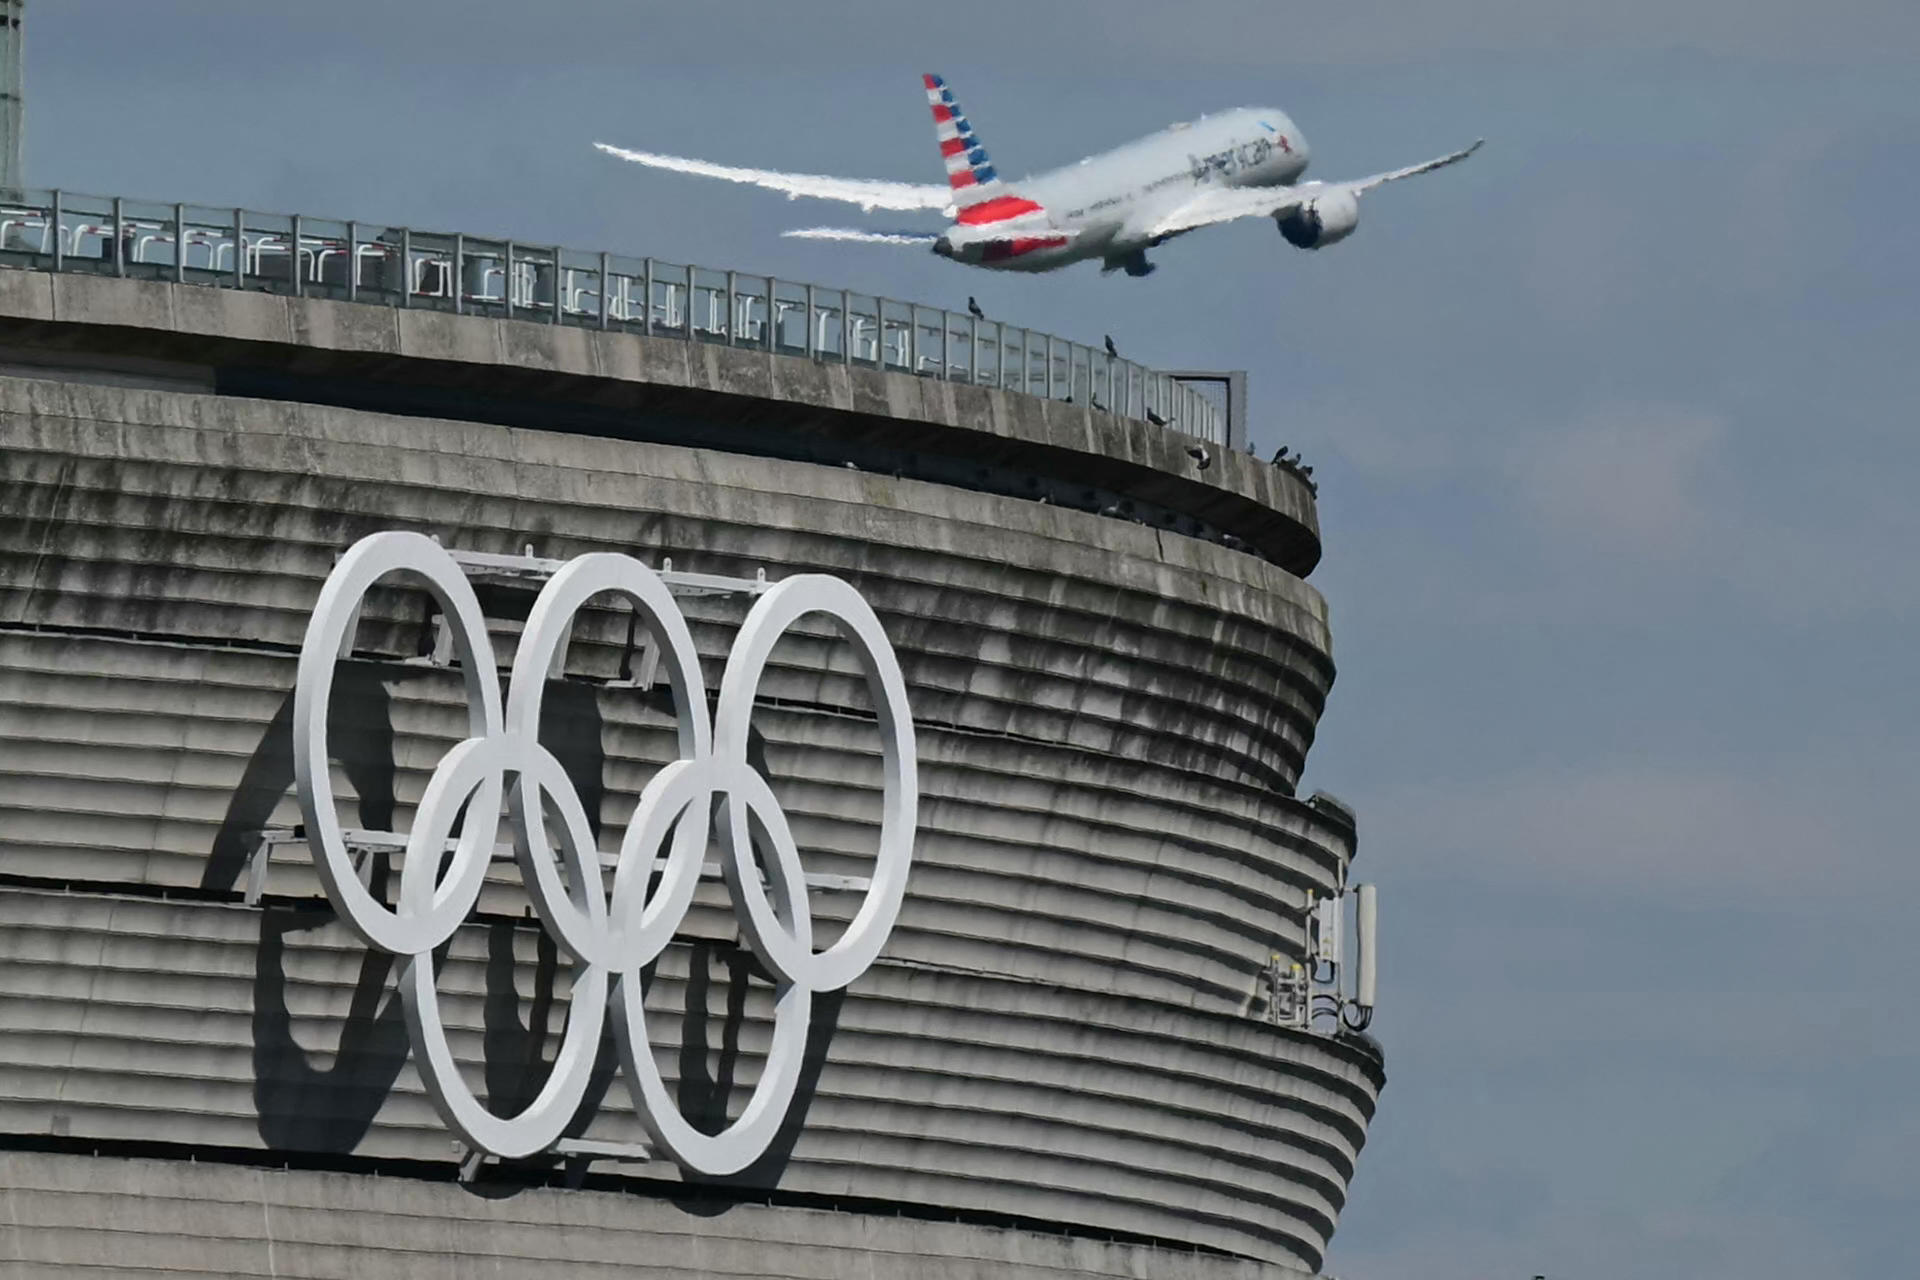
<box><xmin>714</xmin><ymin>576</ymin><xmax>918</xmax><ymax>992</ymax></box>
<box><xmin>400</xmin><ymin>738</ymin><xmax>609</xmax><ymax>1159</ymax></box>
<box><xmin>293</xmin><ymin>532</ymin><xmax>502</xmax><ymax>957</ymax></box>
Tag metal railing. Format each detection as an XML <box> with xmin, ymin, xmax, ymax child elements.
<box><xmin>0</xmin><ymin>188</ymin><xmax>1225</xmax><ymax>443</ymax></box>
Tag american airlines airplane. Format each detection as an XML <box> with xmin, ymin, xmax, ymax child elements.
<box><xmin>596</xmin><ymin>74</ymin><xmax>1480</xmax><ymax>277</ymax></box>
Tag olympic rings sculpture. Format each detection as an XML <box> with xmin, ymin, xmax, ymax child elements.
<box><xmin>290</xmin><ymin>532</ymin><xmax>917</xmax><ymax>1175</ymax></box>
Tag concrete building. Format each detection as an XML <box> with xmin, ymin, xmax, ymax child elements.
<box><xmin>0</xmin><ymin>201</ymin><xmax>1380</xmax><ymax>1278</ymax></box>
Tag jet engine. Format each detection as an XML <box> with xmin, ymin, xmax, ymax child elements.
<box><xmin>1276</xmin><ymin>187</ymin><xmax>1359</xmax><ymax>249</ymax></box>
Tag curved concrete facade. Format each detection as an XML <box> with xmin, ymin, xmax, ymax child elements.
<box><xmin>0</xmin><ymin>275</ymin><xmax>1380</xmax><ymax>1277</ymax></box>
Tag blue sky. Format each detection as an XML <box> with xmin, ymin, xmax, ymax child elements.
<box><xmin>26</xmin><ymin>4</ymin><xmax>1920</xmax><ymax>1276</ymax></box>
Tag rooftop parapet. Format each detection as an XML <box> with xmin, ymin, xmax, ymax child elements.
<box><xmin>0</xmin><ymin>187</ymin><xmax>1232</xmax><ymax>442</ymax></box>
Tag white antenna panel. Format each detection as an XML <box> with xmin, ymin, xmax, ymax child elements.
<box><xmin>1354</xmin><ymin>883</ymin><xmax>1378</xmax><ymax>1009</ymax></box>
<box><xmin>1314</xmin><ymin>895</ymin><xmax>1341</xmax><ymax>967</ymax></box>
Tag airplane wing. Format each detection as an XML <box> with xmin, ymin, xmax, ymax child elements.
<box><xmin>594</xmin><ymin>142</ymin><xmax>953</xmax><ymax>212</ymax></box>
<box><xmin>1146</xmin><ymin>139</ymin><xmax>1483</xmax><ymax>238</ymax></box>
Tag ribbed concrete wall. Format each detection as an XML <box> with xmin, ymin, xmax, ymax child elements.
<box><xmin>0</xmin><ymin>296</ymin><xmax>1380</xmax><ymax>1277</ymax></box>
<box><xmin>0</xmin><ymin>1151</ymin><xmax>1295</xmax><ymax>1280</ymax></box>
<box><xmin>0</xmin><ymin>887</ymin><xmax>1376</xmax><ymax>1270</ymax></box>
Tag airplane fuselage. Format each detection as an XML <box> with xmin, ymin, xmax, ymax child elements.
<box><xmin>599</xmin><ymin>77</ymin><xmax>1479</xmax><ymax>275</ymax></box>
<box><xmin>934</xmin><ymin>107</ymin><xmax>1312</xmax><ymax>273</ymax></box>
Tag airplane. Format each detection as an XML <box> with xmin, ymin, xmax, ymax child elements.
<box><xmin>595</xmin><ymin>74</ymin><xmax>1481</xmax><ymax>278</ymax></box>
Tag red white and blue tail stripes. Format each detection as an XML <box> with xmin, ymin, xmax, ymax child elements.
<box><xmin>924</xmin><ymin>74</ymin><xmax>1003</xmax><ymax>204</ymax></box>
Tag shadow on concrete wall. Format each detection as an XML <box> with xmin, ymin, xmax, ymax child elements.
<box><xmin>209</xmin><ymin>665</ymin><xmax>409</xmax><ymax>1152</ymax></box>
<box><xmin>251</xmin><ymin>907</ymin><xmax>411</xmax><ymax>1153</ymax></box>
<box><xmin>202</xmin><ymin>664</ymin><xmax>396</xmax><ymax>897</ymax></box>
<box><xmin>207</xmin><ymin>657</ymin><xmax>836</xmax><ymax>1188</ymax></box>
<box><xmin>665</xmin><ymin>948</ymin><xmax>846</xmax><ymax>1201</ymax></box>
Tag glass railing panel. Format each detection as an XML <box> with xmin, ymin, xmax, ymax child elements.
<box><xmin>728</xmin><ymin>273</ymin><xmax>771</xmax><ymax>349</ymax></box>
<box><xmin>504</xmin><ymin>243</ymin><xmax>561</xmax><ymax>321</ymax></box>
<box><xmin>878</xmin><ymin>298</ymin><xmax>916</xmax><ymax>372</ymax></box>
<box><xmin>972</xmin><ymin>320</ymin><xmax>1001</xmax><ymax>385</ymax></box>
<box><xmin>640</xmin><ymin>258</ymin><xmax>685</xmax><ymax>334</ymax></box>
<box><xmin>904</xmin><ymin>304</ymin><xmax>930</xmax><ymax>375</ymax></box>
<box><xmin>296</xmin><ymin>217</ymin><xmax>352</xmax><ymax>297</ymax></box>
<box><xmin>1103</xmin><ymin>357</ymin><xmax>1120</xmax><ymax>414</ymax></box>
<box><xmin>599</xmin><ymin>253</ymin><xmax>642</xmax><ymax>329</ymax></box>
<box><xmin>948</xmin><ymin>313</ymin><xmax>974</xmax><ymax>382</ymax></box>
<box><xmin>771</xmin><ymin>279</ymin><xmax>810</xmax><ymax>356</ymax></box>
<box><xmin>556</xmin><ymin>247</ymin><xmax>601</xmax><ymax>325</ymax></box>
<box><xmin>402</xmin><ymin>230</ymin><xmax>457</xmax><ymax>312</ymax></box>
<box><xmin>0</xmin><ymin>188</ymin><xmax>58</xmax><ymax>268</ymax></box>
<box><xmin>346</xmin><ymin>225</ymin><xmax>405</xmax><ymax>303</ymax></box>
<box><xmin>923</xmin><ymin>307</ymin><xmax>957</xmax><ymax>378</ymax></box>
<box><xmin>117</xmin><ymin>200</ymin><xmax>179</xmax><ymax>281</ymax></box>
<box><xmin>449</xmin><ymin>235</ymin><xmax>504</xmax><ymax>317</ymax></box>
<box><xmin>998</xmin><ymin>328</ymin><xmax>1023</xmax><ymax>392</ymax></box>
<box><xmin>808</xmin><ymin>287</ymin><xmax>848</xmax><ymax>361</ymax></box>
<box><xmin>874</xmin><ymin>300</ymin><xmax>894</xmax><ymax>369</ymax></box>
<box><xmin>48</xmin><ymin>191</ymin><xmax>114</xmax><ymax>275</ymax></box>
<box><xmin>1091</xmin><ymin>346</ymin><xmax>1109</xmax><ymax>408</ymax></box>
<box><xmin>596</xmin><ymin>254</ymin><xmax>635</xmax><ymax>329</ymax></box>
<box><xmin>843</xmin><ymin>294</ymin><xmax>878</xmax><ymax>365</ymax></box>
<box><xmin>684</xmin><ymin>266</ymin><xmax>724</xmax><ymax>341</ymax></box>
<box><xmin>1015</xmin><ymin>331</ymin><xmax>1040</xmax><ymax>397</ymax></box>
<box><xmin>1049</xmin><ymin>338</ymin><xmax>1072</xmax><ymax>401</ymax></box>
<box><xmin>235</xmin><ymin>210</ymin><xmax>292</xmax><ymax>292</ymax></box>
<box><xmin>916</xmin><ymin>306</ymin><xmax>941</xmax><ymax>377</ymax></box>
<box><xmin>182</xmin><ymin>205</ymin><xmax>241</xmax><ymax>283</ymax></box>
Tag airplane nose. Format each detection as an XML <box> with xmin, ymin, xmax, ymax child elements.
<box><xmin>932</xmin><ymin>235</ymin><xmax>953</xmax><ymax>259</ymax></box>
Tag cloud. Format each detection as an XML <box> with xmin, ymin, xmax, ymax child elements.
<box><xmin>1366</xmin><ymin>756</ymin><xmax>1915</xmax><ymax>903</ymax></box>
<box><xmin>1496</xmin><ymin>403</ymin><xmax>1920</xmax><ymax>622</ymax></box>
<box><xmin>1332</xmin><ymin>1095</ymin><xmax>1920</xmax><ymax>1280</ymax></box>
<box><xmin>1332</xmin><ymin>1203</ymin><xmax>1850</xmax><ymax>1280</ymax></box>
<box><xmin>1505</xmin><ymin>405</ymin><xmax>1726</xmax><ymax>557</ymax></box>
<box><xmin>1312</xmin><ymin>395</ymin><xmax>1920</xmax><ymax>629</ymax></box>
<box><xmin>58</xmin><ymin>1</ymin><xmax>1918</xmax><ymax>76</ymax></box>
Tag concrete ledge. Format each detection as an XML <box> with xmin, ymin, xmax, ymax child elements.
<box><xmin>0</xmin><ymin>1150</ymin><xmax>1319</xmax><ymax>1279</ymax></box>
<box><xmin>0</xmin><ymin>271</ymin><xmax>1323</xmax><ymax>572</ymax></box>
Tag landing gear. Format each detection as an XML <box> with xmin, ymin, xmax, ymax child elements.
<box><xmin>1102</xmin><ymin>249</ymin><xmax>1156</xmax><ymax>278</ymax></box>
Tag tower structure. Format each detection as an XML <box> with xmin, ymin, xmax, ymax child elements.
<box><xmin>0</xmin><ymin>0</ymin><xmax>21</xmax><ymax>192</ymax></box>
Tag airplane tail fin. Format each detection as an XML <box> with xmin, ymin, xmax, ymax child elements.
<box><xmin>924</xmin><ymin>74</ymin><xmax>1007</xmax><ymax>207</ymax></box>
